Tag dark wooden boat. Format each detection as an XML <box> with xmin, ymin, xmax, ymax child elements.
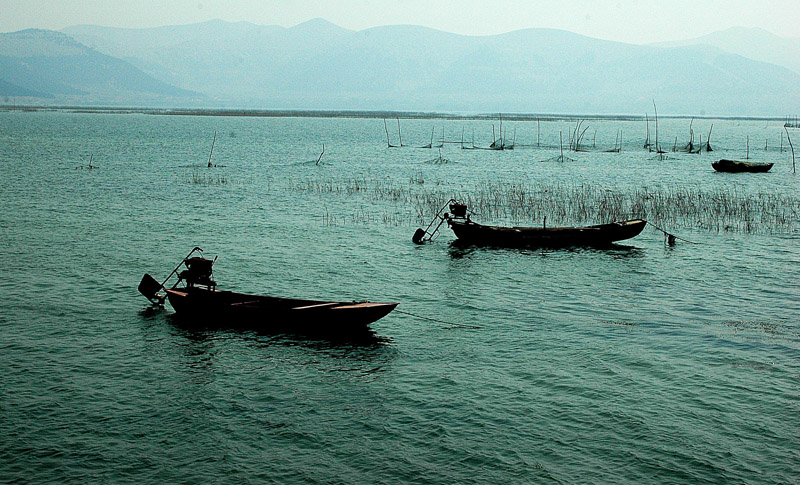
<box><xmin>139</xmin><ymin>248</ymin><xmax>397</xmax><ymax>332</ymax></box>
<box><xmin>447</xmin><ymin>217</ymin><xmax>647</xmax><ymax>247</ymax></box>
<box><xmin>712</xmin><ymin>159</ymin><xmax>773</xmax><ymax>173</ymax></box>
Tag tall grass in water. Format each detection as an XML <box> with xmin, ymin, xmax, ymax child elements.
<box><xmin>184</xmin><ymin>171</ymin><xmax>252</xmax><ymax>186</ymax></box>
<box><xmin>288</xmin><ymin>176</ymin><xmax>799</xmax><ymax>234</ymax></box>
<box><xmin>415</xmin><ymin>181</ymin><xmax>799</xmax><ymax>233</ymax></box>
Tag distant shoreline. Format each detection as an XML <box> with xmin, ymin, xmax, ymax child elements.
<box><xmin>0</xmin><ymin>105</ymin><xmax>789</xmax><ymax>122</ymax></box>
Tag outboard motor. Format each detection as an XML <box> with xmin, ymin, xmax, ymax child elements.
<box><xmin>449</xmin><ymin>202</ymin><xmax>468</xmax><ymax>219</ymax></box>
<box><xmin>138</xmin><ymin>247</ymin><xmax>215</xmax><ymax>306</ymax></box>
<box><xmin>179</xmin><ymin>256</ymin><xmax>217</xmax><ymax>288</ymax></box>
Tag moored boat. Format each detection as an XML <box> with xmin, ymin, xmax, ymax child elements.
<box><xmin>447</xmin><ymin>217</ymin><xmax>647</xmax><ymax>247</ymax></box>
<box><xmin>139</xmin><ymin>248</ymin><xmax>397</xmax><ymax>332</ymax></box>
<box><xmin>712</xmin><ymin>159</ymin><xmax>773</xmax><ymax>173</ymax></box>
<box><xmin>413</xmin><ymin>201</ymin><xmax>647</xmax><ymax>247</ymax></box>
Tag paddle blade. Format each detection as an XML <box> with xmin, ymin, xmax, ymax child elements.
<box><xmin>138</xmin><ymin>273</ymin><xmax>163</xmax><ymax>301</ymax></box>
<box><xmin>412</xmin><ymin>228</ymin><xmax>426</xmax><ymax>244</ymax></box>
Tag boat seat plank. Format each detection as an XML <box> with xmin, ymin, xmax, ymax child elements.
<box><xmin>332</xmin><ymin>302</ymin><xmax>383</xmax><ymax>309</ymax></box>
<box><xmin>231</xmin><ymin>300</ymin><xmax>261</xmax><ymax>307</ymax></box>
<box><xmin>293</xmin><ymin>302</ymin><xmax>341</xmax><ymax>310</ymax></box>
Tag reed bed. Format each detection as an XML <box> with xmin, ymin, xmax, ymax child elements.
<box><xmin>184</xmin><ymin>171</ymin><xmax>250</xmax><ymax>186</ymax></box>
<box><xmin>287</xmin><ymin>177</ymin><xmax>799</xmax><ymax>233</ymax></box>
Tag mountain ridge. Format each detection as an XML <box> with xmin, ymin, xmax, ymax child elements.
<box><xmin>3</xmin><ymin>20</ymin><xmax>798</xmax><ymax>115</ymax></box>
<box><xmin>651</xmin><ymin>26</ymin><xmax>800</xmax><ymax>75</ymax></box>
<box><xmin>0</xmin><ymin>29</ymin><xmax>200</xmax><ymax>103</ymax></box>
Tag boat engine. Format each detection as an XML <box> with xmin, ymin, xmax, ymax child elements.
<box><xmin>179</xmin><ymin>256</ymin><xmax>217</xmax><ymax>289</ymax></box>
<box><xmin>449</xmin><ymin>202</ymin><xmax>468</xmax><ymax>219</ymax></box>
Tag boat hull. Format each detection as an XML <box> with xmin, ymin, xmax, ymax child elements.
<box><xmin>165</xmin><ymin>287</ymin><xmax>397</xmax><ymax>332</ymax></box>
<box><xmin>712</xmin><ymin>159</ymin><xmax>773</xmax><ymax>173</ymax></box>
<box><xmin>448</xmin><ymin>219</ymin><xmax>647</xmax><ymax>247</ymax></box>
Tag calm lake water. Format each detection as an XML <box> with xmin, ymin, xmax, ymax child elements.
<box><xmin>1</xmin><ymin>110</ymin><xmax>798</xmax><ymax>483</ymax></box>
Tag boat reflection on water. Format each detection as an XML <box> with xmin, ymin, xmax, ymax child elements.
<box><xmin>164</xmin><ymin>311</ymin><xmax>390</xmax><ymax>348</ymax></box>
<box><xmin>140</xmin><ymin>305</ymin><xmax>390</xmax><ymax>349</ymax></box>
<box><xmin>446</xmin><ymin>239</ymin><xmax>646</xmax><ymax>260</ymax></box>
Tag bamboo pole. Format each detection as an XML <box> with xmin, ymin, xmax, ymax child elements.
<box><xmin>653</xmin><ymin>100</ymin><xmax>661</xmax><ymax>153</ymax></box>
<box><xmin>706</xmin><ymin>124</ymin><xmax>713</xmax><ymax>152</ymax></box>
<box><xmin>396</xmin><ymin>118</ymin><xmax>402</xmax><ymax>147</ymax></box>
<box><xmin>785</xmin><ymin>127</ymin><xmax>796</xmax><ymax>173</ymax></box>
<box><xmin>315</xmin><ymin>144</ymin><xmax>325</xmax><ymax>166</ymax></box>
<box><xmin>207</xmin><ymin>131</ymin><xmax>216</xmax><ymax>167</ymax></box>
<box><xmin>384</xmin><ymin>119</ymin><xmax>391</xmax><ymax>148</ymax></box>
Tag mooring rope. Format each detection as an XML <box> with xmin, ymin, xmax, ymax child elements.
<box><xmin>394</xmin><ymin>309</ymin><xmax>483</xmax><ymax>329</ymax></box>
<box><xmin>647</xmin><ymin>221</ymin><xmax>700</xmax><ymax>245</ymax></box>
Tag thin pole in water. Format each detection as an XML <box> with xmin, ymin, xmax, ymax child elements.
<box><xmin>315</xmin><ymin>144</ymin><xmax>325</xmax><ymax>166</ymax></box>
<box><xmin>207</xmin><ymin>131</ymin><xmax>216</xmax><ymax>167</ymax></box>
<box><xmin>396</xmin><ymin>118</ymin><xmax>402</xmax><ymax>147</ymax></box>
<box><xmin>653</xmin><ymin>99</ymin><xmax>660</xmax><ymax>152</ymax></box>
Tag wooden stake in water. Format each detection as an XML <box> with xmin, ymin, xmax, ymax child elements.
<box><xmin>315</xmin><ymin>144</ymin><xmax>325</xmax><ymax>166</ymax></box>
<box><xmin>653</xmin><ymin>99</ymin><xmax>661</xmax><ymax>153</ymax></box>
<box><xmin>706</xmin><ymin>124</ymin><xmax>713</xmax><ymax>152</ymax></box>
<box><xmin>207</xmin><ymin>131</ymin><xmax>216</xmax><ymax>168</ymax></box>
<box><xmin>746</xmin><ymin>136</ymin><xmax>749</xmax><ymax>160</ymax></box>
<box><xmin>396</xmin><ymin>118</ymin><xmax>402</xmax><ymax>147</ymax></box>
<box><xmin>785</xmin><ymin>126</ymin><xmax>796</xmax><ymax>174</ymax></box>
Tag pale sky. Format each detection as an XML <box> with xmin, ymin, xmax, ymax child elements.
<box><xmin>1</xmin><ymin>0</ymin><xmax>798</xmax><ymax>43</ymax></box>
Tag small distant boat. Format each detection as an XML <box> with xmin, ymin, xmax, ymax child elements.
<box><xmin>139</xmin><ymin>248</ymin><xmax>397</xmax><ymax>332</ymax></box>
<box><xmin>712</xmin><ymin>159</ymin><xmax>773</xmax><ymax>173</ymax></box>
<box><xmin>413</xmin><ymin>202</ymin><xmax>646</xmax><ymax>247</ymax></box>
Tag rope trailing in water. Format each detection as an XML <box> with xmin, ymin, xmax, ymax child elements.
<box><xmin>394</xmin><ymin>309</ymin><xmax>483</xmax><ymax>329</ymax></box>
<box><xmin>647</xmin><ymin>221</ymin><xmax>700</xmax><ymax>245</ymax></box>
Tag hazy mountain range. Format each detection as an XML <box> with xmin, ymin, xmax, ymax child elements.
<box><xmin>0</xmin><ymin>29</ymin><xmax>197</xmax><ymax>105</ymax></box>
<box><xmin>652</xmin><ymin>27</ymin><xmax>800</xmax><ymax>77</ymax></box>
<box><xmin>1</xmin><ymin>19</ymin><xmax>798</xmax><ymax>116</ymax></box>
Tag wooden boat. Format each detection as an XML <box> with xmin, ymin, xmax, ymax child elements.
<box><xmin>712</xmin><ymin>159</ymin><xmax>773</xmax><ymax>173</ymax></box>
<box><xmin>139</xmin><ymin>248</ymin><xmax>397</xmax><ymax>332</ymax></box>
<box><xmin>447</xmin><ymin>217</ymin><xmax>647</xmax><ymax>247</ymax></box>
